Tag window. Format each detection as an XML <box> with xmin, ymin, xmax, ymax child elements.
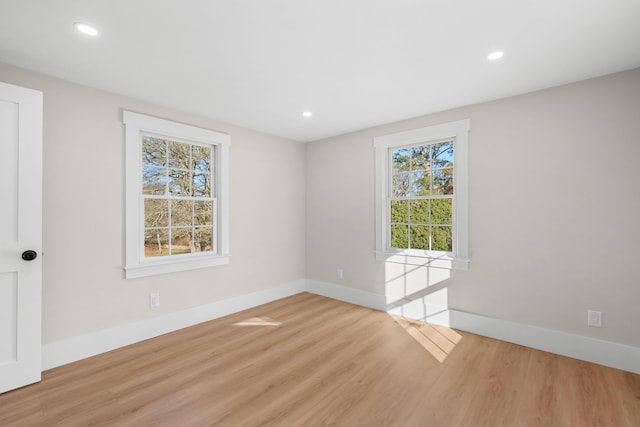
<box><xmin>374</xmin><ymin>119</ymin><xmax>469</xmax><ymax>269</ymax></box>
<box><xmin>124</xmin><ymin>111</ymin><xmax>230</xmax><ymax>278</ymax></box>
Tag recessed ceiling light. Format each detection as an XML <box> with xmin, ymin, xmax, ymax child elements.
<box><xmin>74</xmin><ymin>22</ymin><xmax>98</xmax><ymax>36</ymax></box>
<box><xmin>487</xmin><ymin>51</ymin><xmax>504</xmax><ymax>61</ymax></box>
<box><xmin>302</xmin><ymin>111</ymin><xmax>313</xmax><ymax>117</ymax></box>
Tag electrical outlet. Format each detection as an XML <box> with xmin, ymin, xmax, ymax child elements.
<box><xmin>149</xmin><ymin>293</ymin><xmax>160</xmax><ymax>308</ymax></box>
<box><xmin>587</xmin><ymin>309</ymin><xmax>602</xmax><ymax>328</ymax></box>
<box><xmin>337</xmin><ymin>268</ymin><xmax>344</xmax><ymax>280</ymax></box>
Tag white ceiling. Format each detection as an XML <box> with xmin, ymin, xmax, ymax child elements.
<box><xmin>1</xmin><ymin>0</ymin><xmax>639</xmax><ymax>142</ymax></box>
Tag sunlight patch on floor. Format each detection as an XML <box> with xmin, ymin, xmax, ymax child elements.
<box><xmin>390</xmin><ymin>314</ymin><xmax>462</xmax><ymax>362</ymax></box>
<box><xmin>232</xmin><ymin>316</ymin><xmax>282</xmax><ymax>327</ymax></box>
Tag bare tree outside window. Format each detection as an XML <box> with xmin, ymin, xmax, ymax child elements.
<box><xmin>142</xmin><ymin>136</ymin><xmax>215</xmax><ymax>257</ymax></box>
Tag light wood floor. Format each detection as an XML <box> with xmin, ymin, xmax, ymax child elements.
<box><xmin>1</xmin><ymin>293</ymin><xmax>639</xmax><ymax>426</ymax></box>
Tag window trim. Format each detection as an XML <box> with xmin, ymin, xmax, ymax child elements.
<box><xmin>123</xmin><ymin>111</ymin><xmax>231</xmax><ymax>279</ymax></box>
<box><xmin>374</xmin><ymin>119</ymin><xmax>470</xmax><ymax>270</ymax></box>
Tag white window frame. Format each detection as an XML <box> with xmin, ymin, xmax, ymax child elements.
<box><xmin>374</xmin><ymin>119</ymin><xmax>470</xmax><ymax>270</ymax></box>
<box><xmin>123</xmin><ymin>111</ymin><xmax>231</xmax><ymax>279</ymax></box>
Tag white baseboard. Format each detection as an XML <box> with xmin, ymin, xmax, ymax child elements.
<box><xmin>42</xmin><ymin>279</ymin><xmax>306</xmax><ymax>370</ymax></box>
<box><xmin>386</xmin><ymin>295</ymin><xmax>451</xmax><ymax>325</ymax></box>
<box><xmin>306</xmin><ymin>280</ymin><xmax>640</xmax><ymax>375</ymax></box>
<box><xmin>43</xmin><ymin>278</ymin><xmax>640</xmax><ymax>375</ymax></box>
<box><xmin>443</xmin><ymin>309</ymin><xmax>640</xmax><ymax>375</ymax></box>
<box><xmin>305</xmin><ymin>279</ymin><xmax>386</xmax><ymax>311</ymax></box>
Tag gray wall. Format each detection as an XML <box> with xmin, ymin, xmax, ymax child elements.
<box><xmin>0</xmin><ymin>63</ymin><xmax>306</xmax><ymax>344</ymax></box>
<box><xmin>306</xmin><ymin>68</ymin><xmax>640</xmax><ymax>347</ymax></box>
<box><xmin>3</xmin><ymin>61</ymin><xmax>639</xmax><ymax>351</ymax></box>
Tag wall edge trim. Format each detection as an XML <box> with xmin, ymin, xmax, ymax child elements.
<box><xmin>305</xmin><ymin>279</ymin><xmax>640</xmax><ymax>374</ymax></box>
<box><xmin>43</xmin><ymin>279</ymin><xmax>640</xmax><ymax>375</ymax></box>
<box><xmin>42</xmin><ymin>279</ymin><xmax>306</xmax><ymax>370</ymax></box>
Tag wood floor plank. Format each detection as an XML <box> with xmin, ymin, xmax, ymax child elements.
<box><xmin>1</xmin><ymin>292</ymin><xmax>639</xmax><ymax>426</ymax></box>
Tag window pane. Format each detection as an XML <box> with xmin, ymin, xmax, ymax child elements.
<box><xmin>144</xmin><ymin>199</ymin><xmax>169</xmax><ymax>228</ymax></box>
<box><xmin>194</xmin><ymin>227</ymin><xmax>213</xmax><ymax>253</ymax></box>
<box><xmin>410</xmin><ymin>145</ymin><xmax>430</xmax><ymax>170</ymax></box>
<box><xmin>409</xmin><ymin>172</ymin><xmax>430</xmax><ymax>196</ymax></box>
<box><xmin>431</xmin><ymin>226</ymin><xmax>452</xmax><ymax>251</ymax></box>
<box><xmin>168</xmin><ymin>170</ymin><xmax>191</xmax><ymax>196</ymax></box>
<box><xmin>409</xmin><ymin>225</ymin><xmax>430</xmax><ymax>250</ymax></box>
<box><xmin>391</xmin><ymin>200</ymin><xmax>408</xmax><ymax>223</ymax></box>
<box><xmin>144</xmin><ymin>228</ymin><xmax>168</xmax><ymax>257</ymax></box>
<box><xmin>194</xmin><ymin>201</ymin><xmax>213</xmax><ymax>225</ymax></box>
<box><xmin>193</xmin><ymin>173</ymin><xmax>211</xmax><ymax>197</ymax></box>
<box><xmin>192</xmin><ymin>145</ymin><xmax>211</xmax><ymax>172</ymax></box>
<box><xmin>392</xmin><ymin>173</ymin><xmax>410</xmax><ymax>197</ymax></box>
<box><xmin>432</xmin><ymin>169</ymin><xmax>454</xmax><ymax>195</ymax></box>
<box><xmin>142</xmin><ymin>137</ymin><xmax>166</xmax><ymax>167</ymax></box>
<box><xmin>142</xmin><ymin>166</ymin><xmax>167</xmax><ymax>195</ymax></box>
<box><xmin>409</xmin><ymin>200</ymin><xmax>429</xmax><ymax>224</ymax></box>
<box><xmin>433</xmin><ymin>141</ymin><xmax>454</xmax><ymax>168</ymax></box>
<box><xmin>171</xmin><ymin>200</ymin><xmax>193</xmax><ymax>227</ymax></box>
<box><xmin>392</xmin><ymin>148</ymin><xmax>411</xmax><ymax>172</ymax></box>
<box><xmin>391</xmin><ymin>224</ymin><xmax>408</xmax><ymax>249</ymax></box>
<box><xmin>171</xmin><ymin>228</ymin><xmax>192</xmax><ymax>255</ymax></box>
<box><xmin>168</xmin><ymin>141</ymin><xmax>191</xmax><ymax>169</ymax></box>
<box><xmin>430</xmin><ymin>198</ymin><xmax>452</xmax><ymax>225</ymax></box>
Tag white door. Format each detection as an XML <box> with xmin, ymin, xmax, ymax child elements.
<box><xmin>0</xmin><ymin>81</ymin><xmax>43</xmax><ymax>394</ymax></box>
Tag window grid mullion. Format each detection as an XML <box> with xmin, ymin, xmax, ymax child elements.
<box><xmin>191</xmin><ymin>194</ymin><xmax>195</xmax><ymax>250</ymax></box>
<box><xmin>141</xmin><ymin>137</ymin><xmax>215</xmax><ymax>258</ymax></box>
<box><xmin>167</xmin><ymin>196</ymin><xmax>173</xmax><ymax>255</ymax></box>
<box><xmin>388</xmin><ymin>140</ymin><xmax>454</xmax><ymax>252</ymax></box>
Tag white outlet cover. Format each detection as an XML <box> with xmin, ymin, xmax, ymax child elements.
<box><xmin>149</xmin><ymin>293</ymin><xmax>160</xmax><ymax>308</ymax></box>
<box><xmin>587</xmin><ymin>309</ymin><xmax>602</xmax><ymax>328</ymax></box>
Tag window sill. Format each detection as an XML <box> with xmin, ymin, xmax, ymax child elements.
<box><xmin>125</xmin><ymin>254</ymin><xmax>230</xmax><ymax>279</ymax></box>
<box><xmin>374</xmin><ymin>250</ymin><xmax>469</xmax><ymax>270</ymax></box>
